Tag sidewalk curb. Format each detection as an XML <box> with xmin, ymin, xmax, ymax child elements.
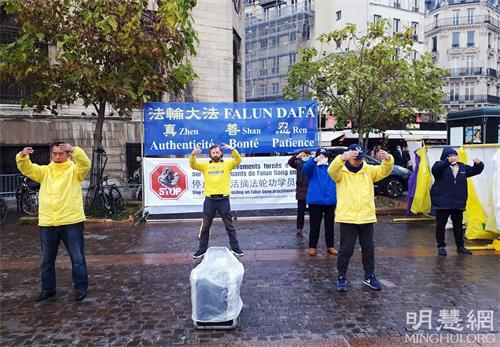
<box><xmin>18</xmin><ymin>215</ymin><xmax>135</xmax><ymax>225</ymax></box>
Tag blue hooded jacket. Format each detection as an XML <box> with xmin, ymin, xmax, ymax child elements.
<box><xmin>303</xmin><ymin>157</ymin><xmax>337</xmax><ymax>205</ymax></box>
<box><xmin>430</xmin><ymin>147</ymin><xmax>484</xmax><ymax>209</ymax></box>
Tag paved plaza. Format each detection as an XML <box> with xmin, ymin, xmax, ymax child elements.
<box><xmin>1</xmin><ymin>214</ymin><xmax>499</xmax><ymax>346</ymax></box>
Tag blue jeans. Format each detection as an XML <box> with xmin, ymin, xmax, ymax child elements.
<box><xmin>39</xmin><ymin>222</ymin><xmax>88</xmax><ymax>293</ymax></box>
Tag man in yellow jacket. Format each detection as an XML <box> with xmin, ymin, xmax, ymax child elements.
<box><xmin>190</xmin><ymin>143</ymin><xmax>243</xmax><ymax>259</ymax></box>
<box><xmin>328</xmin><ymin>144</ymin><xmax>394</xmax><ymax>292</ymax></box>
<box><xmin>16</xmin><ymin>142</ymin><xmax>91</xmax><ymax>302</ymax></box>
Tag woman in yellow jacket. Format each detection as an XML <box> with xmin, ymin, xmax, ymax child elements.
<box><xmin>16</xmin><ymin>142</ymin><xmax>90</xmax><ymax>302</ymax></box>
<box><xmin>328</xmin><ymin>144</ymin><xmax>394</xmax><ymax>292</ymax></box>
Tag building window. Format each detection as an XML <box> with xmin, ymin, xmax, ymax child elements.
<box><xmin>271</xmin><ymin>57</ymin><xmax>279</xmax><ymax>74</ymax></box>
<box><xmin>467</xmin><ymin>31</ymin><xmax>475</xmax><ymax>47</ymax></box>
<box><xmin>393</xmin><ymin>18</ymin><xmax>400</xmax><ymax>34</ymax></box>
<box><xmin>290</xmin><ymin>31</ymin><xmax>296</xmax><ymax>42</ymax></box>
<box><xmin>373</xmin><ymin>14</ymin><xmax>381</xmax><ymax>23</ymax></box>
<box><xmin>432</xmin><ymin>36</ymin><xmax>438</xmax><ymax>52</ymax></box>
<box><xmin>336</xmin><ymin>10</ymin><xmax>342</xmax><ymax>21</ymax></box>
<box><xmin>466</xmin><ymin>56</ymin><xmax>474</xmax><ymax>74</ymax></box>
<box><xmin>259</xmin><ymin>60</ymin><xmax>267</xmax><ymax>76</ymax></box>
<box><xmin>434</xmin><ymin>14</ymin><xmax>439</xmax><ymax>28</ymax></box>
<box><xmin>412</xmin><ymin>22</ymin><xmax>419</xmax><ymax>40</ymax></box>
<box><xmin>467</xmin><ymin>8</ymin><xmax>475</xmax><ymax>24</ymax></box>
<box><xmin>452</xmin><ymin>10</ymin><xmax>460</xmax><ymax>25</ymax></box>
<box><xmin>413</xmin><ymin>50</ymin><xmax>418</xmax><ymax>60</ymax></box>
<box><xmin>259</xmin><ymin>83</ymin><xmax>267</xmax><ymax>96</ymax></box>
<box><xmin>412</xmin><ymin>0</ymin><xmax>419</xmax><ymax>12</ymax></box>
<box><xmin>451</xmin><ymin>56</ymin><xmax>460</xmax><ymax>75</ymax></box>
<box><xmin>260</xmin><ymin>38</ymin><xmax>267</xmax><ymax>48</ymax></box>
<box><xmin>304</xmin><ymin>0</ymin><xmax>311</xmax><ymax>11</ymax></box>
<box><xmin>302</xmin><ymin>20</ymin><xmax>310</xmax><ymax>40</ymax></box>
<box><xmin>464</xmin><ymin>82</ymin><xmax>475</xmax><ymax>101</ymax></box>
<box><xmin>452</xmin><ymin>32</ymin><xmax>460</xmax><ymax>48</ymax></box>
<box><xmin>394</xmin><ymin>0</ymin><xmax>401</xmax><ymax>8</ymax></box>
<box><xmin>289</xmin><ymin>52</ymin><xmax>296</xmax><ymax>66</ymax></box>
<box><xmin>272</xmin><ymin>82</ymin><xmax>279</xmax><ymax>95</ymax></box>
<box><xmin>488</xmin><ymin>33</ymin><xmax>492</xmax><ymax>48</ymax></box>
<box><xmin>291</xmin><ymin>0</ymin><xmax>297</xmax><ymax>13</ymax></box>
<box><xmin>449</xmin><ymin>83</ymin><xmax>459</xmax><ymax>102</ymax></box>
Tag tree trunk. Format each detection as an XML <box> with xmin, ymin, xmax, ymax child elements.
<box><xmin>90</xmin><ymin>101</ymin><xmax>106</xmax><ymax>188</ymax></box>
<box><xmin>358</xmin><ymin>126</ymin><xmax>364</xmax><ymax>148</ymax></box>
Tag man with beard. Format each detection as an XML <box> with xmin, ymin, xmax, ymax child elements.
<box><xmin>190</xmin><ymin>143</ymin><xmax>243</xmax><ymax>258</ymax></box>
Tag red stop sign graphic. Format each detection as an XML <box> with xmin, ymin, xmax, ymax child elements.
<box><xmin>150</xmin><ymin>163</ymin><xmax>187</xmax><ymax>200</ymax></box>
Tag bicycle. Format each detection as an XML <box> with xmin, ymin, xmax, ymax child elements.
<box><xmin>0</xmin><ymin>196</ymin><xmax>7</xmax><ymax>224</ymax></box>
<box><xmin>103</xmin><ymin>175</ymin><xmax>124</xmax><ymax>210</ymax></box>
<box><xmin>16</xmin><ymin>176</ymin><xmax>39</xmax><ymax>215</ymax></box>
<box><xmin>85</xmin><ymin>148</ymin><xmax>123</xmax><ymax>219</ymax></box>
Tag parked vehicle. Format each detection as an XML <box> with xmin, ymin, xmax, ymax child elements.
<box><xmin>0</xmin><ymin>196</ymin><xmax>7</xmax><ymax>224</ymax></box>
<box><xmin>85</xmin><ymin>148</ymin><xmax>124</xmax><ymax>219</ymax></box>
<box><xmin>15</xmin><ymin>176</ymin><xmax>39</xmax><ymax>215</ymax></box>
<box><xmin>324</xmin><ymin>146</ymin><xmax>411</xmax><ymax>198</ymax></box>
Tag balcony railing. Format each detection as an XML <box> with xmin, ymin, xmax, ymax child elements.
<box><xmin>443</xmin><ymin>94</ymin><xmax>500</xmax><ymax>104</ymax></box>
<box><xmin>425</xmin><ymin>15</ymin><xmax>499</xmax><ymax>32</ymax></box>
<box><xmin>446</xmin><ymin>67</ymin><xmax>498</xmax><ymax>77</ymax></box>
<box><xmin>447</xmin><ymin>67</ymin><xmax>482</xmax><ymax>76</ymax></box>
<box><xmin>486</xmin><ymin>68</ymin><xmax>497</xmax><ymax>77</ymax></box>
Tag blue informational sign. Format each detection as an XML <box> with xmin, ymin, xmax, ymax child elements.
<box><xmin>143</xmin><ymin>101</ymin><xmax>318</xmax><ymax>155</ymax></box>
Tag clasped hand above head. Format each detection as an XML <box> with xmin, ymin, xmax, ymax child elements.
<box><xmin>221</xmin><ymin>143</ymin><xmax>234</xmax><ymax>151</ymax></box>
<box><xmin>20</xmin><ymin>147</ymin><xmax>34</xmax><ymax>157</ymax></box>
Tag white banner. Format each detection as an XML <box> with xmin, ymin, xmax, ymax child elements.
<box><xmin>143</xmin><ymin>156</ymin><xmax>298</xmax><ymax>214</ymax></box>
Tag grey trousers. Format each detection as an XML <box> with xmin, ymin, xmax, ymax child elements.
<box><xmin>198</xmin><ymin>197</ymin><xmax>240</xmax><ymax>251</ymax></box>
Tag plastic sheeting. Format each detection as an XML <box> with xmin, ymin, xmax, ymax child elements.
<box><xmin>190</xmin><ymin>247</ymin><xmax>244</xmax><ymax>323</ymax></box>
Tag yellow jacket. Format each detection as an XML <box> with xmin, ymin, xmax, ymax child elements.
<box><xmin>327</xmin><ymin>155</ymin><xmax>394</xmax><ymax>224</ymax></box>
<box><xmin>16</xmin><ymin>147</ymin><xmax>91</xmax><ymax>226</ymax></box>
<box><xmin>189</xmin><ymin>149</ymin><xmax>242</xmax><ymax>196</ymax></box>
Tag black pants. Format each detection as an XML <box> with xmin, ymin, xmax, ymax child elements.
<box><xmin>337</xmin><ymin>223</ymin><xmax>375</xmax><ymax>277</ymax></box>
<box><xmin>199</xmin><ymin>197</ymin><xmax>240</xmax><ymax>251</ymax></box>
<box><xmin>308</xmin><ymin>204</ymin><xmax>335</xmax><ymax>248</ymax></box>
<box><xmin>435</xmin><ymin>209</ymin><xmax>464</xmax><ymax>248</ymax></box>
<box><xmin>297</xmin><ymin>199</ymin><xmax>306</xmax><ymax>230</ymax></box>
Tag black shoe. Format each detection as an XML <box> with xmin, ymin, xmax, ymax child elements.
<box><xmin>193</xmin><ymin>249</ymin><xmax>206</xmax><ymax>259</ymax></box>
<box><xmin>231</xmin><ymin>248</ymin><xmax>244</xmax><ymax>257</ymax></box>
<box><xmin>438</xmin><ymin>247</ymin><xmax>447</xmax><ymax>256</ymax></box>
<box><xmin>35</xmin><ymin>291</ymin><xmax>56</xmax><ymax>302</ymax></box>
<box><xmin>75</xmin><ymin>290</ymin><xmax>87</xmax><ymax>301</ymax></box>
<box><xmin>457</xmin><ymin>246</ymin><xmax>472</xmax><ymax>255</ymax></box>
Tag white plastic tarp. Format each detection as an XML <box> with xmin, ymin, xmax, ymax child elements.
<box><xmin>190</xmin><ymin>247</ymin><xmax>244</xmax><ymax>323</ymax></box>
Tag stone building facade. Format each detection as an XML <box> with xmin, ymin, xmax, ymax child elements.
<box><xmin>424</xmin><ymin>0</ymin><xmax>500</xmax><ymax>114</ymax></box>
<box><xmin>0</xmin><ymin>0</ymin><xmax>245</xmax><ymax>183</ymax></box>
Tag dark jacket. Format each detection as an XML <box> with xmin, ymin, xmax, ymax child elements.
<box><xmin>430</xmin><ymin>147</ymin><xmax>484</xmax><ymax>210</ymax></box>
<box><xmin>303</xmin><ymin>157</ymin><xmax>337</xmax><ymax>206</ymax></box>
<box><xmin>288</xmin><ymin>155</ymin><xmax>309</xmax><ymax>200</ymax></box>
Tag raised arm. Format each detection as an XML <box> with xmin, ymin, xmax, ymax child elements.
<box><xmin>431</xmin><ymin>160</ymin><xmax>449</xmax><ymax>178</ymax></box>
<box><xmin>288</xmin><ymin>154</ymin><xmax>299</xmax><ymax>169</ymax></box>
<box><xmin>303</xmin><ymin>157</ymin><xmax>315</xmax><ymax>178</ymax></box>
<box><xmin>189</xmin><ymin>146</ymin><xmax>207</xmax><ymax>172</ymax></box>
<box><xmin>327</xmin><ymin>155</ymin><xmax>345</xmax><ymax>183</ymax></box>
<box><xmin>465</xmin><ymin>159</ymin><xmax>484</xmax><ymax>178</ymax></box>
<box><xmin>15</xmin><ymin>147</ymin><xmax>45</xmax><ymax>183</ymax></box>
<box><xmin>222</xmin><ymin>143</ymin><xmax>242</xmax><ymax>169</ymax></box>
<box><xmin>70</xmin><ymin>146</ymin><xmax>91</xmax><ymax>181</ymax></box>
<box><xmin>370</xmin><ymin>150</ymin><xmax>394</xmax><ymax>182</ymax></box>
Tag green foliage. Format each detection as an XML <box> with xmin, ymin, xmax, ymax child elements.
<box><xmin>284</xmin><ymin>20</ymin><xmax>446</xmax><ymax>146</ymax></box>
<box><xmin>0</xmin><ymin>0</ymin><xmax>198</xmax><ymax>116</ymax></box>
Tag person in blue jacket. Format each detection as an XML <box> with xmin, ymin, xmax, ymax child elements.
<box><xmin>430</xmin><ymin>147</ymin><xmax>484</xmax><ymax>256</ymax></box>
<box><xmin>303</xmin><ymin>148</ymin><xmax>337</xmax><ymax>256</ymax></box>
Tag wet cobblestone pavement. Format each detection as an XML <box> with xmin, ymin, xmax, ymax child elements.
<box><xmin>1</xmin><ymin>216</ymin><xmax>499</xmax><ymax>346</ymax></box>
